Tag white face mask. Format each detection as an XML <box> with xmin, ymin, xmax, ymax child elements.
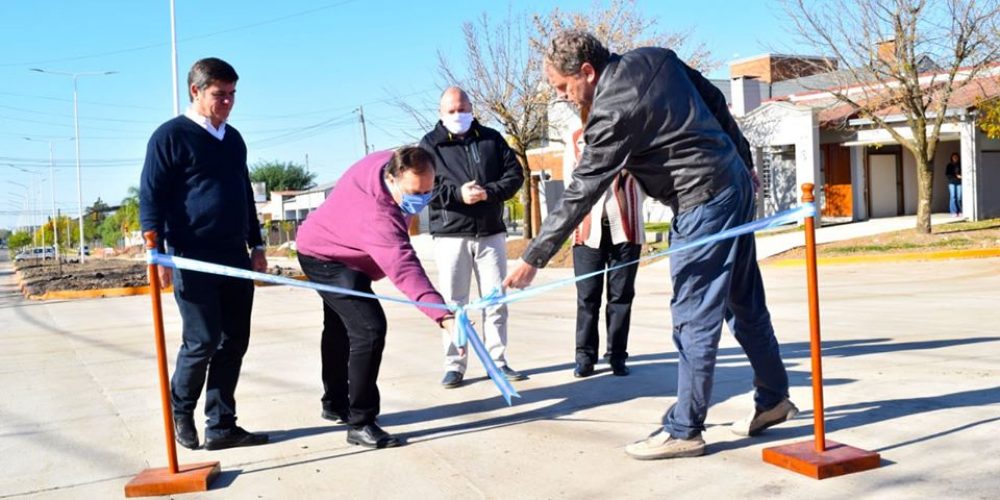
<box><xmin>442</xmin><ymin>112</ymin><xmax>473</xmax><ymax>135</ymax></box>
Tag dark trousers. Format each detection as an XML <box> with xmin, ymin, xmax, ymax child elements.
<box><xmin>662</xmin><ymin>164</ymin><xmax>789</xmax><ymax>439</ymax></box>
<box><xmin>572</xmin><ymin>224</ymin><xmax>641</xmax><ymax>365</ymax></box>
<box><xmin>170</xmin><ymin>248</ymin><xmax>254</xmax><ymax>436</ymax></box>
<box><xmin>298</xmin><ymin>254</ymin><xmax>387</xmax><ymax>427</ymax></box>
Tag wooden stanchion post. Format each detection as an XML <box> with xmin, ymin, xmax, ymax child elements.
<box><xmin>761</xmin><ymin>184</ymin><xmax>881</xmax><ymax>479</ymax></box>
<box><xmin>124</xmin><ymin>231</ymin><xmax>220</xmax><ymax>497</ymax></box>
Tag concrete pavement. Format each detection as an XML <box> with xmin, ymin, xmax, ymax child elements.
<box><xmin>2</xmin><ymin>235</ymin><xmax>999</xmax><ymax>499</ymax></box>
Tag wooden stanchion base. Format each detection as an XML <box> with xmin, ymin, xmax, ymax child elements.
<box><xmin>763</xmin><ymin>440</ymin><xmax>880</xmax><ymax>479</ymax></box>
<box><xmin>124</xmin><ymin>461</ymin><xmax>221</xmax><ymax>497</ymax></box>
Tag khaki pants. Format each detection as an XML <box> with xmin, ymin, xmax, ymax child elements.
<box><xmin>434</xmin><ymin>233</ymin><xmax>509</xmax><ymax>373</ymax></box>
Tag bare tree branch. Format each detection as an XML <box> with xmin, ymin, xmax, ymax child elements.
<box><xmin>782</xmin><ymin>0</ymin><xmax>1000</xmax><ymax>233</ymax></box>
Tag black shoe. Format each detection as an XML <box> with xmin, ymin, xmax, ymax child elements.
<box><xmin>346</xmin><ymin>423</ymin><xmax>402</xmax><ymax>449</ymax></box>
<box><xmin>321</xmin><ymin>406</ymin><xmax>350</xmax><ymax>424</ymax></box>
<box><xmin>500</xmin><ymin>365</ymin><xmax>528</xmax><ymax>381</ymax></box>
<box><xmin>441</xmin><ymin>371</ymin><xmax>464</xmax><ymax>388</ymax></box>
<box><xmin>573</xmin><ymin>362</ymin><xmax>595</xmax><ymax>378</ymax></box>
<box><xmin>204</xmin><ymin>426</ymin><xmax>269</xmax><ymax>451</ymax></box>
<box><xmin>173</xmin><ymin>415</ymin><xmax>199</xmax><ymax>450</ymax></box>
<box><xmin>610</xmin><ymin>359</ymin><xmax>630</xmax><ymax>376</ymax></box>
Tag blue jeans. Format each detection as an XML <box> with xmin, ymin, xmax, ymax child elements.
<box><xmin>948</xmin><ymin>183</ymin><xmax>962</xmax><ymax>215</ymax></box>
<box><xmin>662</xmin><ymin>166</ymin><xmax>789</xmax><ymax>439</ymax></box>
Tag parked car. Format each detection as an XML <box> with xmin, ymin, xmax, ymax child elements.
<box><xmin>13</xmin><ymin>246</ymin><xmax>56</xmax><ymax>262</ymax></box>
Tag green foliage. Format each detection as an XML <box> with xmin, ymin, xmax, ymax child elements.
<box><xmin>979</xmin><ymin>97</ymin><xmax>1000</xmax><ymax>140</ymax></box>
<box><xmin>35</xmin><ymin>215</ymin><xmax>82</xmax><ymax>250</ymax></box>
<box><xmin>249</xmin><ymin>161</ymin><xmax>317</xmax><ymax>199</ymax></box>
<box><xmin>644</xmin><ymin>222</ymin><xmax>671</xmax><ymax>233</ymax></box>
<box><xmin>89</xmin><ymin>197</ymin><xmax>111</xmax><ymax>227</ymax></box>
<box><xmin>96</xmin><ymin>188</ymin><xmax>141</xmax><ymax>248</ymax></box>
<box><xmin>7</xmin><ymin>230</ymin><xmax>32</xmax><ymax>249</ymax></box>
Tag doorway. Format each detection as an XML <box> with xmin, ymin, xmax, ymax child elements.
<box><xmin>869</xmin><ymin>152</ymin><xmax>902</xmax><ymax>217</ymax></box>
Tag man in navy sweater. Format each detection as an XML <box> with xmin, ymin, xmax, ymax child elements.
<box><xmin>140</xmin><ymin>57</ymin><xmax>268</xmax><ymax>451</ymax></box>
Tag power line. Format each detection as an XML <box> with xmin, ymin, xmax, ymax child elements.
<box><xmin>0</xmin><ymin>0</ymin><xmax>361</xmax><ymax>68</ymax></box>
<box><xmin>0</xmin><ymin>103</ymin><xmax>160</xmax><ymax>124</ymax></box>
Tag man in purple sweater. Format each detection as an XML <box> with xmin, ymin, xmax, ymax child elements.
<box><xmin>296</xmin><ymin>146</ymin><xmax>456</xmax><ymax>449</ymax></box>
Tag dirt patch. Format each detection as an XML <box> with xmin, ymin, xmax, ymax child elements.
<box><xmin>14</xmin><ymin>258</ymin><xmax>302</xmax><ymax>297</ymax></box>
<box><xmin>15</xmin><ymin>259</ymin><xmax>149</xmax><ymax>297</ymax></box>
<box><xmin>763</xmin><ymin>220</ymin><xmax>1000</xmax><ymax>262</ymax></box>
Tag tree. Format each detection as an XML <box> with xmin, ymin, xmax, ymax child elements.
<box><xmin>89</xmin><ymin>197</ymin><xmax>111</xmax><ymax>227</ymax></box>
<box><xmin>280</xmin><ymin>221</ymin><xmax>295</xmax><ymax>244</ymax></box>
<box><xmin>96</xmin><ymin>188</ymin><xmax>140</xmax><ymax>248</ymax></box>
<box><xmin>980</xmin><ymin>96</ymin><xmax>1000</xmax><ymax>139</ymax></box>
<box><xmin>532</xmin><ymin>0</ymin><xmax>715</xmax><ymax>72</ymax></box>
<box><xmin>249</xmin><ymin>161</ymin><xmax>317</xmax><ymax>199</ymax></box>
<box><xmin>8</xmin><ymin>230</ymin><xmax>31</xmax><ymax>250</ymax></box>
<box><xmin>435</xmin><ymin>0</ymin><xmax>711</xmax><ymax>238</ymax></box>
<box><xmin>783</xmin><ymin>0</ymin><xmax>1000</xmax><ymax>233</ymax></box>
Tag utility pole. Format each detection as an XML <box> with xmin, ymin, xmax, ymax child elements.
<box><xmin>30</xmin><ymin>68</ymin><xmax>117</xmax><ymax>263</ymax></box>
<box><xmin>357</xmin><ymin>105</ymin><xmax>370</xmax><ymax>155</ymax></box>
<box><xmin>24</xmin><ymin>136</ymin><xmax>71</xmax><ymax>262</ymax></box>
<box><xmin>170</xmin><ymin>0</ymin><xmax>180</xmax><ymax>116</ymax></box>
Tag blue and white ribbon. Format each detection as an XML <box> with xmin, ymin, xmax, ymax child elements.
<box><xmin>148</xmin><ymin>203</ymin><xmax>815</xmax><ymax>405</ymax></box>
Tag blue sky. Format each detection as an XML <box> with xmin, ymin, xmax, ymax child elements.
<box><xmin>0</xmin><ymin>0</ymin><xmax>806</xmax><ymax>230</ymax></box>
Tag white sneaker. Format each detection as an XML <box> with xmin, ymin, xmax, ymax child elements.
<box><xmin>625</xmin><ymin>430</ymin><xmax>705</xmax><ymax>460</ymax></box>
<box><xmin>731</xmin><ymin>398</ymin><xmax>799</xmax><ymax>436</ymax></box>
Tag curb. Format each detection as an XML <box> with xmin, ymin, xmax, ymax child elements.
<box><xmin>763</xmin><ymin>248</ymin><xmax>1000</xmax><ymax>267</ymax></box>
<box><xmin>13</xmin><ymin>267</ymin><xmax>305</xmax><ymax>300</ymax></box>
<box><xmin>28</xmin><ymin>285</ymin><xmax>171</xmax><ymax>301</ymax></box>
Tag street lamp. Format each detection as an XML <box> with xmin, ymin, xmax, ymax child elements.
<box><xmin>31</xmin><ymin>68</ymin><xmax>117</xmax><ymax>263</ymax></box>
<box><xmin>7</xmin><ymin>180</ymin><xmax>30</xmax><ymax>241</ymax></box>
<box><xmin>25</xmin><ymin>137</ymin><xmax>74</xmax><ymax>261</ymax></box>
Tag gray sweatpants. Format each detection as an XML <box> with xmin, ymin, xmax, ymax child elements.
<box><xmin>434</xmin><ymin>233</ymin><xmax>509</xmax><ymax>373</ymax></box>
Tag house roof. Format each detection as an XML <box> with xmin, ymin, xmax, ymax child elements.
<box><xmin>810</xmin><ymin>75</ymin><xmax>1000</xmax><ymax>127</ymax></box>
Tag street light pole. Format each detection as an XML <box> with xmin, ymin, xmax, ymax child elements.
<box><xmin>31</xmin><ymin>68</ymin><xmax>117</xmax><ymax>263</ymax></box>
<box><xmin>170</xmin><ymin>0</ymin><xmax>180</xmax><ymax>116</ymax></box>
<box><xmin>7</xmin><ymin>180</ymin><xmax>30</xmax><ymax>243</ymax></box>
<box><xmin>24</xmin><ymin>137</ymin><xmax>73</xmax><ymax>262</ymax></box>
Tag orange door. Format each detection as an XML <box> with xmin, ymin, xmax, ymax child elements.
<box><xmin>822</xmin><ymin>144</ymin><xmax>853</xmax><ymax>217</ymax></box>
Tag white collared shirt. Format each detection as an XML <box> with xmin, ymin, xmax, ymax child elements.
<box><xmin>184</xmin><ymin>107</ymin><xmax>227</xmax><ymax>141</ymax></box>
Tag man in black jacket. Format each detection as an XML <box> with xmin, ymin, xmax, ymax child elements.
<box><xmin>505</xmin><ymin>31</ymin><xmax>798</xmax><ymax>459</ymax></box>
<box><xmin>421</xmin><ymin>87</ymin><xmax>525</xmax><ymax>388</ymax></box>
<box><xmin>140</xmin><ymin>57</ymin><xmax>268</xmax><ymax>451</ymax></box>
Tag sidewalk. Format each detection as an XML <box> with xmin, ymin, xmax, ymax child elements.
<box><xmin>1</xmin><ymin>245</ymin><xmax>999</xmax><ymax>498</ymax></box>
<box><xmin>753</xmin><ymin>213</ymin><xmax>969</xmax><ymax>260</ymax></box>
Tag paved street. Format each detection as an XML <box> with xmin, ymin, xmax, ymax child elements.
<box><xmin>1</xmin><ymin>248</ymin><xmax>999</xmax><ymax>499</ymax></box>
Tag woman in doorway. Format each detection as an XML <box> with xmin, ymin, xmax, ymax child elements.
<box><xmin>945</xmin><ymin>153</ymin><xmax>962</xmax><ymax>217</ymax></box>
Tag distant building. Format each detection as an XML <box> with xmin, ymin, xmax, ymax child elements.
<box><xmin>526</xmin><ymin>50</ymin><xmax>1000</xmax><ymax>224</ymax></box>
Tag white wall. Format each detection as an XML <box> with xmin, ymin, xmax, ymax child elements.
<box><xmin>741</xmin><ymin>103</ymin><xmax>821</xmax><ymax>215</ymax></box>
<box><xmin>850</xmin><ymin>146</ymin><xmax>868</xmax><ymax>220</ymax></box>
<box><xmin>977</xmin><ymin>130</ymin><xmax>1000</xmax><ymax>219</ymax></box>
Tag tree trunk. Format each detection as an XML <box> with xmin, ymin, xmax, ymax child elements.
<box><xmin>512</xmin><ymin>148</ymin><xmax>535</xmax><ymax>240</ymax></box>
<box><xmin>915</xmin><ymin>154</ymin><xmax>934</xmax><ymax>234</ymax></box>
<box><xmin>521</xmin><ymin>164</ymin><xmax>537</xmax><ymax>240</ymax></box>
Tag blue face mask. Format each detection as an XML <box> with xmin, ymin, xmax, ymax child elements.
<box><xmin>389</xmin><ymin>176</ymin><xmax>433</xmax><ymax>215</ymax></box>
<box><xmin>399</xmin><ymin>192</ymin><xmax>432</xmax><ymax>215</ymax></box>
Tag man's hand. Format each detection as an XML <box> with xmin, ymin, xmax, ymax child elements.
<box><xmin>439</xmin><ymin>317</ymin><xmax>466</xmax><ymax>356</ymax></box>
<box><xmin>749</xmin><ymin>168</ymin><xmax>761</xmax><ymax>194</ymax></box>
<box><xmin>503</xmin><ymin>260</ymin><xmax>538</xmax><ymax>289</ymax></box>
<box><xmin>251</xmin><ymin>247</ymin><xmax>268</xmax><ymax>273</ymax></box>
<box><xmin>158</xmin><ymin>266</ymin><xmax>173</xmax><ymax>289</ymax></box>
<box><xmin>461</xmin><ymin>180</ymin><xmax>487</xmax><ymax>204</ymax></box>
